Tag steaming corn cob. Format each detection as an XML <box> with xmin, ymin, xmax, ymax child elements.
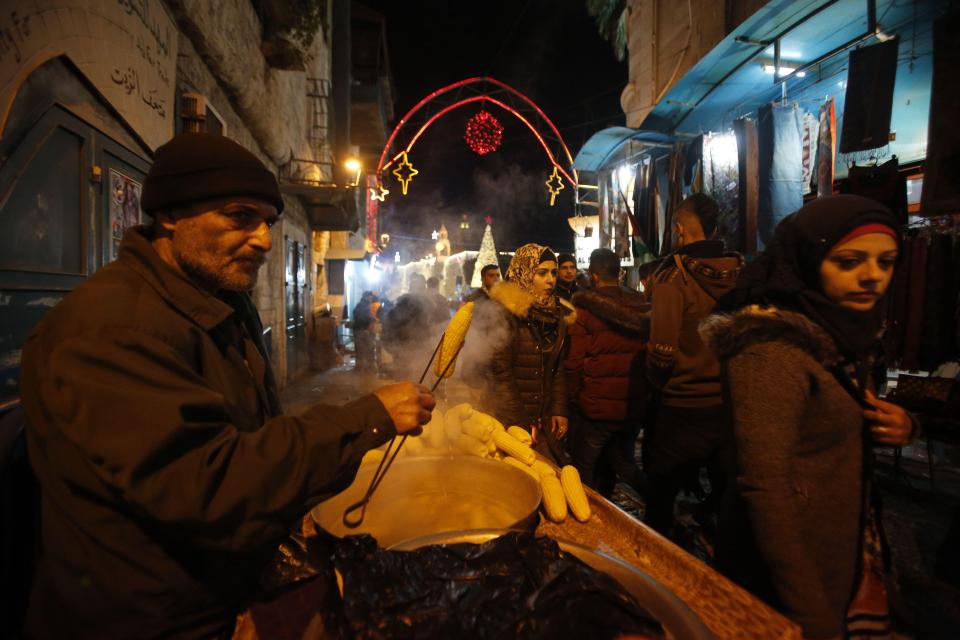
<box><xmin>560</xmin><ymin>465</ymin><xmax>591</xmax><ymax>522</ymax></box>
<box><xmin>425</xmin><ymin>414</ymin><xmax>447</xmax><ymax>450</ymax></box>
<box><xmin>531</xmin><ymin>459</ymin><xmax>557</xmax><ymax>478</ymax></box>
<box><xmin>403</xmin><ymin>435</ymin><xmax>424</xmax><ymax>457</ymax></box>
<box><xmin>461</xmin><ymin>416</ymin><xmax>493</xmax><ymax>442</ymax></box>
<box><xmin>540</xmin><ymin>474</ymin><xmax>568</xmax><ymax>522</ymax></box>
<box><xmin>506</xmin><ymin>426</ymin><xmax>533</xmax><ymax>446</ymax></box>
<box><xmin>492</xmin><ymin>431</ymin><xmax>535</xmax><ymax>465</ymax></box>
<box><xmin>449</xmin><ymin>402</ymin><xmax>474</xmax><ymax>420</ymax></box>
<box><xmin>456</xmin><ymin>433</ymin><xmax>489</xmax><ymax>458</ymax></box>
<box><xmin>503</xmin><ymin>456</ymin><xmax>541</xmax><ymax>480</ymax></box>
<box><xmin>434</xmin><ymin>302</ymin><xmax>474</xmax><ymax>378</ymax></box>
<box><xmin>471</xmin><ymin>411</ymin><xmax>505</xmax><ymax>432</ymax></box>
<box><xmin>486</xmin><ymin>438</ymin><xmax>498</xmax><ymax>454</ymax></box>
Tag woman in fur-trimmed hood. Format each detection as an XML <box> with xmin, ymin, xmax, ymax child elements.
<box><xmin>478</xmin><ymin>244</ymin><xmax>576</xmax><ymax>463</ymax></box>
<box><xmin>701</xmin><ymin>195</ymin><xmax>916</xmax><ymax>640</ymax></box>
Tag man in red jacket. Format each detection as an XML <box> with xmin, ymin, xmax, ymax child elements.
<box><xmin>565</xmin><ymin>249</ymin><xmax>650</xmax><ymax>496</ymax></box>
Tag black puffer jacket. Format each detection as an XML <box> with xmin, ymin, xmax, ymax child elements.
<box><xmin>479</xmin><ymin>282</ymin><xmax>575</xmax><ymax>429</ymax></box>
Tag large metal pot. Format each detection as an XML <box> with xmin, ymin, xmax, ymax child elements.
<box><xmin>390</xmin><ymin>529</ymin><xmax>715</xmax><ymax>640</ymax></box>
<box><xmin>310</xmin><ymin>455</ymin><xmax>541</xmax><ymax>547</ymax></box>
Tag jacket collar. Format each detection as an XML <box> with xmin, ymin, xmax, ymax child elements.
<box><xmin>118</xmin><ymin>226</ymin><xmax>236</xmax><ymax>331</ymax></box>
<box><xmin>700</xmin><ymin>305</ymin><xmax>843</xmax><ymax>366</ymax></box>
<box><xmin>571</xmin><ymin>287</ymin><xmax>648</xmax><ymax>334</ymax></box>
<box><xmin>489</xmin><ymin>281</ymin><xmax>577</xmax><ymax>325</ymax></box>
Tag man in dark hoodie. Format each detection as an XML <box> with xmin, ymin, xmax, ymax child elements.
<box><xmin>555</xmin><ymin>252</ymin><xmax>579</xmax><ymax>301</ymax></box>
<box><xmin>565</xmin><ymin>249</ymin><xmax>650</xmax><ymax>496</ymax></box>
<box><xmin>643</xmin><ymin>194</ymin><xmax>743</xmax><ymax>536</ymax></box>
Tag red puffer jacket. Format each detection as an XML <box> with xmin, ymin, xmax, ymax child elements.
<box><xmin>565</xmin><ymin>286</ymin><xmax>650</xmax><ymax>421</ymax></box>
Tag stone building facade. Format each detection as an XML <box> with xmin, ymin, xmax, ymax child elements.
<box><xmin>0</xmin><ymin>0</ymin><xmax>367</xmax><ymax>399</ymax></box>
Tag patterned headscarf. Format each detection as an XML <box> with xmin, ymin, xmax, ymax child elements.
<box><xmin>507</xmin><ymin>243</ymin><xmax>557</xmax><ymax>306</ymax></box>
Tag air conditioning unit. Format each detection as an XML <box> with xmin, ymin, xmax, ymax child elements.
<box><xmin>180</xmin><ymin>92</ymin><xmax>227</xmax><ymax>135</ymax></box>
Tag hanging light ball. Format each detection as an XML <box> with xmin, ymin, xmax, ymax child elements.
<box><xmin>464</xmin><ymin>110</ymin><xmax>504</xmax><ymax>155</ymax></box>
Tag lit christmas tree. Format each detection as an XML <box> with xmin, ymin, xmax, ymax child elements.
<box><xmin>471</xmin><ymin>221</ymin><xmax>500</xmax><ymax>288</ymax></box>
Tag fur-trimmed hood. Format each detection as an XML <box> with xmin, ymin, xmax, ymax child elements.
<box><xmin>699</xmin><ymin>305</ymin><xmax>842</xmax><ymax>366</ymax></box>
<box><xmin>572</xmin><ymin>288</ymin><xmax>648</xmax><ymax>334</ymax></box>
<box><xmin>488</xmin><ymin>281</ymin><xmax>577</xmax><ymax>325</ymax></box>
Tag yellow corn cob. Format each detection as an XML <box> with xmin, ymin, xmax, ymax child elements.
<box><xmin>425</xmin><ymin>414</ymin><xmax>447</xmax><ymax>450</ymax></box>
<box><xmin>449</xmin><ymin>402</ymin><xmax>474</xmax><ymax>419</ymax></box>
<box><xmin>472</xmin><ymin>411</ymin><xmax>505</xmax><ymax>432</ymax></box>
<box><xmin>461</xmin><ymin>416</ymin><xmax>493</xmax><ymax>442</ymax></box>
<box><xmin>456</xmin><ymin>433</ymin><xmax>488</xmax><ymax>458</ymax></box>
<box><xmin>506</xmin><ymin>426</ymin><xmax>533</xmax><ymax>445</ymax></box>
<box><xmin>560</xmin><ymin>465</ymin><xmax>592</xmax><ymax>522</ymax></box>
<box><xmin>492</xmin><ymin>431</ymin><xmax>535</xmax><ymax>465</ymax></box>
<box><xmin>404</xmin><ymin>436</ymin><xmax>424</xmax><ymax>457</ymax></box>
<box><xmin>502</xmin><ymin>456</ymin><xmax>541</xmax><ymax>480</ymax></box>
<box><xmin>486</xmin><ymin>437</ymin><xmax>498</xmax><ymax>454</ymax></box>
<box><xmin>540</xmin><ymin>474</ymin><xmax>568</xmax><ymax>522</ymax></box>
<box><xmin>531</xmin><ymin>459</ymin><xmax>557</xmax><ymax>478</ymax></box>
<box><xmin>434</xmin><ymin>302</ymin><xmax>474</xmax><ymax>378</ymax></box>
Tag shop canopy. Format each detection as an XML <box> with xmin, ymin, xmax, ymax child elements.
<box><xmin>641</xmin><ymin>0</ymin><xmax>940</xmax><ymax>159</ymax></box>
<box><xmin>572</xmin><ymin>127</ymin><xmax>674</xmax><ymax>173</ymax></box>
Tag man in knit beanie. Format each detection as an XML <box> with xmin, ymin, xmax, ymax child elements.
<box><xmin>19</xmin><ymin>132</ymin><xmax>435</xmax><ymax>638</ymax></box>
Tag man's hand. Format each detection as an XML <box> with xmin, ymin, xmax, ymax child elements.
<box><xmin>551</xmin><ymin>415</ymin><xmax>569</xmax><ymax>440</ymax></box>
<box><xmin>373</xmin><ymin>382</ymin><xmax>435</xmax><ymax>435</ymax></box>
<box><xmin>864</xmin><ymin>389</ymin><xmax>914</xmax><ymax>446</ymax></box>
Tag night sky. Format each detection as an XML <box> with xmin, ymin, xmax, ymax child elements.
<box><xmin>361</xmin><ymin>0</ymin><xmax>627</xmax><ymax>261</ymax></box>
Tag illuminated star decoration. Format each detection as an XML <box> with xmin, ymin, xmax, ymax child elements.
<box><xmin>431</xmin><ymin>229</ymin><xmax>440</xmax><ymax>240</ymax></box>
<box><xmin>545</xmin><ymin>166</ymin><xmax>565</xmax><ymax>206</ymax></box>
<box><xmin>392</xmin><ymin>151</ymin><xmax>419</xmax><ymax>195</ymax></box>
<box><xmin>464</xmin><ymin>110</ymin><xmax>504</xmax><ymax>155</ymax></box>
<box><xmin>485</xmin><ymin>215</ymin><xmax>493</xmax><ymax>225</ymax></box>
<box><xmin>370</xmin><ymin>182</ymin><xmax>389</xmax><ymax>201</ymax></box>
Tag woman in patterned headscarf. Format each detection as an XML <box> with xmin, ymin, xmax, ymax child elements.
<box><xmin>479</xmin><ymin>243</ymin><xmax>577</xmax><ymax>463</ymax></box>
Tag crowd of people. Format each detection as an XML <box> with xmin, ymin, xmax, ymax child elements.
<box><xmin>449</xmin><ymin>192</ymin><xmax>916</xmax><ymax>639</ymax></box>
<box><xmin>13</xmin><ymin>130</ymin><xmax>921</xmax><ymax>639</ymax></box>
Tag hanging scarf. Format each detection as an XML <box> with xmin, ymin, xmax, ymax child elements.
<box><xmin>716</xmin><ymin>194</ymin><xmax>901</xmax><ymax>375</ymax></box>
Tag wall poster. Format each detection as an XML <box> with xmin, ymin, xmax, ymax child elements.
<box><xmin>109</xmin><ymin>169</ymin><xmax>142</xmax><ymax>261</ymax></box>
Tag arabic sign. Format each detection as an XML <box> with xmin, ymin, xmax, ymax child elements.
<box><xmin>0</xmin><ymin>0</ymin><xmax>178</xmax><ymax>150</ymax></box>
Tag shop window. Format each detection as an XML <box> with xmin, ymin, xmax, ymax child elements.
<box><xmin>179</xmin><ymin>92</ymin><xmax>227</xmax><ymax>135</ymax></box>
<box><xmin>0</xmin><ymin>125</ymin><xmax>84</xmax><ymax>274</ymax></box>
<box><xmin>327</xmin><ymin>259</ymin><xmax>345</xmax><ymax>295</ymax></box>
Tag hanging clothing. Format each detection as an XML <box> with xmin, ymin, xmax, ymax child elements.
<box><xmin>840</xmin><ymin>38</ymin><xmax>899</xmax><ymax>156</ymax></box>
<box><xmin>921</xmin><ymin>10</ymin><xmax>960</xmax><ymax>214</ymax></box>
<box><xmin>816</xmin><ymin>98</ymin><xmax>837</xmax><ymax>198</ymax></box>
<box><xmin>801</xmin><ymin>111</ymin><xmax>820</xmax><ymax>195</ymax></box>
<box><xmin>757</xmin><ymin>103</ymin><xmax>804</xmax><ymax>250</ymax></box>
<box><xmin>841</xmin><ymin>157</ymin><xmax>908</xmax><ymax>226</ymax></box>
<box><xmin>901</xmin><ymin>235</ymin><xmax>929</xmax><ymax>370</ymax></box>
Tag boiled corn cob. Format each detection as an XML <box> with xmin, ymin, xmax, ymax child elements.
<box><xmin>503</xmin><ymin>456</ymin><xmax>541</xmax><ymax>481</ymax></box>
<box><xmin>486</xmin><ymin>438</ymin><xmax>498</xmax><ymax>454</ymax></box>
<box><xmin>449</xmin><ymin>402</ymin><xmax>474</xmax><ymax>419</ymax></box>
<box><xmin>456</xmin><ymin>433</ymin><xmax>489</xmax><ymax>458</ymax></box>
<box><xmin>461</xmin><ymin>416</ymin><xmax>494</xmax><ymax>442</ymax></box>
<box><xmin>540</xmin><ymin>474</ymin><xmax>568</xmax><ymax>522</ymax></box>
<box><xmin>531</xmin><ymin>459</ymin><xmax>557</xmax><ymax>478</ymax></box>
<box><xmin>444</xmin><ymin>409</ymin><xmax>464</xmax><ymax>443</ymax></box>
<box><xmin>492</xmin><ymin>431</ymin><xmax>535</xmax><ymax>465</ymax></box>
<box><xmin>560</xmin><ymin>465</ymin><xmax>592</xmax><ymax>522</ymax></box>
<box><xmin>425</xmin><ymin>414</ymin><xmax>447</xmax><ymax>450</ymax></box>
<box><xmin>472</xmin><ymin>411</ymin><xmax>505</xmax><ymax>432</ymax></box>
<box><xmin>506</xmin><ymin>426</ymin><xmax>533</xmax><ymax>446</ymax></box>
<box><xmin>434</xmin><ymin>302</ymin><xmax>474</xmax><ymax>378</ymax></box>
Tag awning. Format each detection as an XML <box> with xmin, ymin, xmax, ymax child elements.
<box><xmin>572</xmin><ymin>127</ymin><xmax>675</xmax><ymax>172</ymax></box>
<box><xmin>324</xmin><ymin>247</ymin><xmax>367</xmax><ymax>260</ymax></box>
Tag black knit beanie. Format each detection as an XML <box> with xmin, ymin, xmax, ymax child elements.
<box><xmin>556</xmin><ymin>252</ymin><xmax>576</xmax><ymax>267</ymax></box>
<box><xmin>141</xmin><ymin>132</ymin><xmax>284</xmax><ymax>215</ymax></box>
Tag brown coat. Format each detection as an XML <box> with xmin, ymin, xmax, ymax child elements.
<box><xmin>20</xmin><ymin>227</ymin><xmax>395</xmax><ymax>639</ymax></box>
<box><xmin>701</xmin><ymin>306</ymin><xmax>867</xmax><ymax>639</ymax></box>
<box><xmin>647</xmin><ymin>241</ymin><xmax>742</xmax><ymax>407</ymax></box>
<box><xmin>565</xmin><ymin>286</ymin><xmax>650</xmax><ymax>421</ymax></box>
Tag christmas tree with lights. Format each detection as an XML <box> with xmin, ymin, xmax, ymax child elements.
<box><xmin>471</xmin><ymin>220</ymin><xmax>500</xmax><ymax>288</ymax></box>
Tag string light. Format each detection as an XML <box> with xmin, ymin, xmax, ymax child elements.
<box><xmin>464</xmin><ymin>110</ymin><xmax>503</xmax><ymax>155</ymax></box>
<box><xmin>392</xmin><ymin>151</ymin><xmax>418</xmax><ymax>195</ymax></box>
<box><xmin>545</xmin><ymin>166</ymin><xmax>565</xmax><ymax>206</ymax></box>
<box><xmin>370</xmin><ymin>182</ymin><xmax>389</xmax><ymax>201</ymax></box>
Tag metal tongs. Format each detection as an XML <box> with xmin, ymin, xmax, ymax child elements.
<box><xmin>342</xmin><ymin>336</ymin><xmax>463</xmax><ymax>528</ymax></box>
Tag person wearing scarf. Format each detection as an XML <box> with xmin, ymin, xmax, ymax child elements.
<box><xmin>479</xmin><ymin>244</ymin><xmax>577</xmax><ymax>463</ymax></box>
<box><xmin>701</xmin><ymin>194</ymin><xmax>915</xmax><ymax>639</ymax></box>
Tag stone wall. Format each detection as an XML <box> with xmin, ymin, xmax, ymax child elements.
<box><xmin>167</xmin><ymin>0</ymin><xmax>333</xmax><ymax>388</ymax></box>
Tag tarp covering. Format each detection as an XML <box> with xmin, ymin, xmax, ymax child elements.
<box><xmin>572</xmin><ymin>127</ymin><xmax>674</xmax><ymax>172</ymax></box>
